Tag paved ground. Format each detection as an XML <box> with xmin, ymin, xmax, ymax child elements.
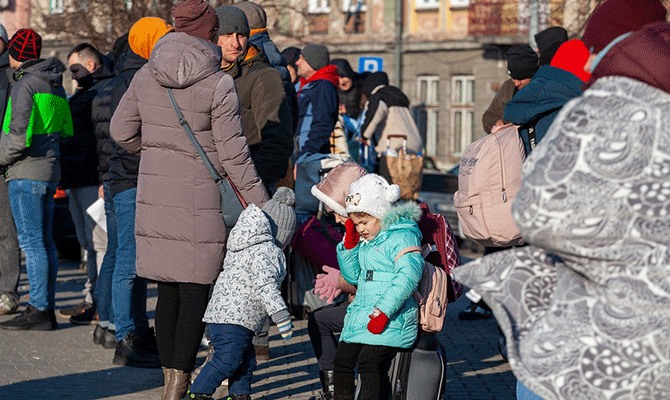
<box><xmin>0</xmin><ymin>253</ymin><xmax>516</xmax><ymax>400</ymax></box>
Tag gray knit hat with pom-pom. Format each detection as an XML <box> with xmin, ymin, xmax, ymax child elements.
<box><xmin>262</xmin><ymin>187</ymin><xmax>297</xmax><ymax>249</ymax></box>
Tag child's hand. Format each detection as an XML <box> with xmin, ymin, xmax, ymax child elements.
<box><xmin>276</xmin><ymin>317</ymin><xmax>293</xmax><ymax>340</ymax></box>
<box><xmin>367</xmin><ymin>307</ymin><xmax>389</xmax><ymax>334</ymax></box>
<box><xmin>343</xmin><ymin>219</ymin><xmax>360</xmax><ymax>249</ymax></box>
<box><xmin>314</xmin><ymin>266</ymin><xmax>342</xmax><ymax>304</ymax></box>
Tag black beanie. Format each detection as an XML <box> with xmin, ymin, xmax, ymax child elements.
<box><xmin>301</xmin><ymin>44</ymin><xmax>329</xmax><ymax>72</ymax></box>
<box><xmin>215</xmin><ymin>5</ymin><xmax>250</xmax><ymax>36</ymax></box>
<box><xmin>331</xmin><ymin>58</ymin><xmax>355</xmax><ymax>79</ymax></box>
<box><xmin>282</xmin><ymin>46</ymin><xmax>301</xmax><ymax>68</ymax></box>
<box><xmin>534</xmin><ymin>26</ymin><xmax>569</xmax><ymax>55</ymax></box>
<box><xmin>363</xmin><ymin>71</ymin><xmax>389</xmax><ymax>96</ymax></box>
<box><xmin>507</xmin><ymin>44</ymin><xmax>539</xmax><ymax>80</ymax></box>
<box><xmin>538</xmin><ymin>41</ymin><xmax>562</xmax><ymax>66</ymax></box>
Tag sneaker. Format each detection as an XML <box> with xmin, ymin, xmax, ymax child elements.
<box><xmin>113</xmin><ymin>330</ymin><xmax>161</xmax><ymax>368</ymax></box>
<box><xmin>309</xmin><ymin>391</ymin><xmax>332</xmax><ymax>400</ymax></box>
<box><xmin>0</xmin><ymin>304</ymin><xmax>57</xmax><ymax>331</ymax></box>
<box><xmin>457</xmin><ymin>302</ymin><xmax>492</xmax><ymax>320</ymax></box>
<box><xmin>69</xmin><ymin>302</ymin><xmax>97</xmax><ymax>325</ymax></box>
<box><xmin>102</xmin><ymin>329</ymin><xmax>117</xmax><ymax>349</ymax></box>
<box><xmin>0</xmin><ymin>293</ymin><xmax>19</xmax><ymax>315</ymax></box>
<box><xmin>224</xmin><ymin>395</ymin><xmax>251</xmax><ymax>400</ymax></box>
<box><xmin>94</xmin><ymin>325</ymin><xmax>118</xmax><ymax>348</ymax></box>
<box><xmin>254</xmin><ymin>344</ymin><xmax>270</xmax><ymax>361</ymax></box>
<box><xmin>185</xmin><ymin>391</ymin><xmax>212</xmax><ymax>399</ymax></box>
<box><xmin>93</xmin><ymin>324</ymin><xmax>105</xmax><ymax>345</ymax></box>
<box><xmin>58</xmin><ymin>301</ymin><xmax>94</xmax><ymax>318</ymax></box>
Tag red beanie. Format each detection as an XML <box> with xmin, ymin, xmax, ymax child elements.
<box><xmin>8</xmin><ymin>28</ymin><xmax>42</xmax><ymax>62</ymax></box>
<box><xmin>172</xmin><ymin>0</ymin><xmax>219</xmax><ymax>42</ymax></box>
<box><xmin>582</xmin><ymin>0</ymin><xmax>667</xmax><ymax>54</ymax></box>
<box><xmin>550</xmin><ymin>39</ymin><xmax>592</xmax><ymax>82</ymax></box>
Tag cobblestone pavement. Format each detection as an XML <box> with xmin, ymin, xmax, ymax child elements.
<box><xmin>0</xmin><ymin>256</ymin><xmax>515</xmax><ymax>400</ymax></box>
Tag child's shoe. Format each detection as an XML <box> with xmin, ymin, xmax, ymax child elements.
<box><xmin>224</xmin><ymin>395</ymin><xmax>251</xmax><ymax>400</ymax></box>
<box><xmin>185</xmin><ymin>390</ymin><xmax>211</xmax><ymax>399</ymax></box>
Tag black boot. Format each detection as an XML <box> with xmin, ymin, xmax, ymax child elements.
<box><xmin>0</xmin><ymin>304</ymin><xmax>57</xmax><ymax>331</ymax></box>
<box><xmin>113</xmin><ymin>330</ymin><xmax>161</xmax><ymax>368</ymax></box>
<box><xmin>309</xmin><ymin>370</ymin><xmax>334</xmax><ymax>400</ymax></box>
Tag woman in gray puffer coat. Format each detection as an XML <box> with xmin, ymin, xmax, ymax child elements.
<box><xmin>110</xmin><ymin>26</ymin><xmax>268</xmax><ymax>398</ymax></box>
<box><xmin>189</xmin><ymin>187</ymin><xmax>297</xmax><ymax>399</ymax></box>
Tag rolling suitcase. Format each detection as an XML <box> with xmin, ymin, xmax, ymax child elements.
<box><xmin>387</xmin><ymin>332</ymin><xmax>445</xmax><ymax>400</ymax></box>
<box><xmin>355</xmin><ymin>332</ymin><xmax>445</xmax><ymax>400</ymax></box>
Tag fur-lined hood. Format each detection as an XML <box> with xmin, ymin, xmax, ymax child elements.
<box><xmin>381</xmin><ymin>201</ymin><xmax>422</xmax><ymax>230</ymax></box>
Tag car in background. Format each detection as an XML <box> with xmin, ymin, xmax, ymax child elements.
<box><xmin>417</xmin><ymin>159</ymin><xmax>462</xmax><ymax>244</ymax></box>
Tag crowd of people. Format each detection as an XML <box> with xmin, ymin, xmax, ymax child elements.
<box><xmin>0</xmin><ymin>0</ymin><xmax>669</xmax><ymax>399</ymax></box>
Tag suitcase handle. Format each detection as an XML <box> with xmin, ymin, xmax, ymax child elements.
<box><xmin>386</xmin><ymin>135</ymin><xmax>408</xmax><ymax>153</ymax></box>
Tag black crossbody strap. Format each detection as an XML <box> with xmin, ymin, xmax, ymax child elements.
<box><xmin>166</xmin><ymin>87</ymin><xmax>228</xmax><ymax>192</ymax></box>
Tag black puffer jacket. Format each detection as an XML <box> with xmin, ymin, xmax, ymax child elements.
<box><xmin>61</xmin><ymin>59</ymin><xmax>114</xmax><ymax>188</ymax></box>
<box><xmin>107</xmin><ymin>50</ymin><xmax>146</xmax><ymax>198</ymax></box>
<box><xmin>91</xmin><ymin>79</ymin><xmax>114</xmax><ymax>183</ymax></box>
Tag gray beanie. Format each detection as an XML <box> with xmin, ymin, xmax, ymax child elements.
<box><xmin>215</xmin><ymin>5</ymin><xmax>250</xmax><ymax>37</ymax></box>
<box><xmin>301</xmin><ymin>43</ymin><xmax>329</xmax><ymax>72</ymax></box>
<box><xmin>262</xmin><ymin>187</ymin><xmax>297</xmax><ymax>249</ymax></box>
<box><xmin>234</xmin><ymin>1</ymin><xmax>267</xmax><ymax>30</ymax></box>
<box><xmin>0</xmin><ymin>24</ymin><xmax>7</xmax><ymax>45</ymax></box>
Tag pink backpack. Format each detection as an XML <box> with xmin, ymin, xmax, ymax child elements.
<box><xmin>454</xmin><ymin>124</ymin><xmax>525</xmax><ymax>247</ymax></box>
<box><xmin>395</xmin><ymin>204</ymin><xmax>463</xmax><ymax>332</ymax></box>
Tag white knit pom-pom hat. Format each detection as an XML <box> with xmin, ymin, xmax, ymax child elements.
<box><xmin>345</xmin><ymin>173</ymin><xmax>401</xmax><ymax>220</ymax></box>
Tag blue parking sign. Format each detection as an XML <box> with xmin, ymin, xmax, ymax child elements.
<box><xmin>358</xmin><ymin>57</ymin><xmax>383</xmax><ymax>73</ymax></box>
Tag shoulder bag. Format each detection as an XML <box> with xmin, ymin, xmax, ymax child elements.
<box><xmin>166</xmin><ymin>87</ymin><xmax>247</xmax><ymax>228</ymax></box>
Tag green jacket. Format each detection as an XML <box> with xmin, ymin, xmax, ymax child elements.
<box><xmin>0</xmin><ymin>58</ymin><xmax>73</xmax><ymax>182</ymax></box>
<box><xmin>337</xmin><ymin>202</ymin><xmax>424</xmax><ymax>349</ymax></box>
<box><xmin>223</xmin><ymin>45</ymin><xmax>293</xmax><ymax>187</ymax></box>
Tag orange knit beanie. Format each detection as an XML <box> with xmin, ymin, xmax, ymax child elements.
<box><xmin>129</xmin><ymin>17</ymin><xmax>174</xmax><ymax>60</ymax></box>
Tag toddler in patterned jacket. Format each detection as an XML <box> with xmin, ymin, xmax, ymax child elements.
<box><xmin>187</xmin><ymin>187</ymin><xmax>297</xmax><ymax>400</ymax></box>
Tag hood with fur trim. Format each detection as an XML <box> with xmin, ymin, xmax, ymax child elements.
<box><xmin>381</xmin><ymin>201</ymin><xmax>423</xmax><ymax>231</ymax></box>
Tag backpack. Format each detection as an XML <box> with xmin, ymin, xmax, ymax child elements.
<box><xmin>395</xmin><ymin>204</ymin><xmax>463</xmax><ymax>332</ymax></box>
<box><xmin>453</xmin><ymin>123</ymin><xmax>525</xmax><ymax>247</ymax></box>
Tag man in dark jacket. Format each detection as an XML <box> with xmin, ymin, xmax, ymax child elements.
<box><xmin>0</xmin><ymin>23</ymin><xmax>21</xmax><ymax>317</ymax></box>
<box><xmin>294</xmin><ymin>43</ymin><xmax>339</xmax><ymax>157</ymax></box>
<box><xmin>504</xmin><ymin>39</ymin><xmax>592</xmax><ymax>155</ymax></box>
<box><xmin>481</xmin><ymin>44</ymin><xmax>538</xmax><ymax>134</ymax></box>
<box><xmin>0</xmin><ymin>29</ymin><xmax>73</xmax><ymax>331</ymax></box>
<box><xmin>235</xmin><ymin>1</ymin><xmax>298</xmax><ymax>134</ymax></box>
<box><xmin>58</xmin><ymin>43</ymin><xmax>115</xmax><ymax>325</ymax></box>
<box><xmin>216</xmin><ymin>5</ymin><xmax>293</xmax><ymax>193</ymax></box>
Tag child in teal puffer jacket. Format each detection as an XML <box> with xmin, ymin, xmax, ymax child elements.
<box><xmin>333</xmin><ymin>173</ymin><xmax>424</xmax><ymax>400</ymax></box>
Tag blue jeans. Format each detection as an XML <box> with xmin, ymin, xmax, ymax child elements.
<box><xmin>66</xmin><ymin>186</ymin><xmax>99</xmax><ymax>303</ymax></box>
<box><xmin>112</xmin><ymin>188</ymin><xmax>148</xmax><ymax>341</ymax></box>
<box><xmin>189</xmin><ymin>324</ymin><xmax>256</xmax><ymax>396</ymax></box>
<box><xmin>97</xmin><ymin>182</ymin><xmax>116</xmax><ymax>328</ymax></box>
<box><xmin>517</xmin><ymin>380</ymin><xmax>544</xmax><ymax>400</ymax></box>
<box><xmin>8</xmin><ymin>180</ymin><xmax>59</xmax><ymax>310</ymax></box>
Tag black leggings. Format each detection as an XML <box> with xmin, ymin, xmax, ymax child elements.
<box><xmin>307</xmin><ymin>301</ymin><xmax>349</xmax><ymax>371</ymax></box>
<box><xmin>333</xmin><ymin>341</ymin><xmax>398</xmax><ymax>400</ymax></box>
<box><xmin>155</xmin><ymin>281</ymin><xmax>211</xmax><ymax>372</ymax></box>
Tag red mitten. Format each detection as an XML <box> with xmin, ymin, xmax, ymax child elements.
<box><xmin>367</xmin><ymin>309</ymin><xmax>389</xmax><ymax>334</ymax></box>
<box><xmin>343</xmin><ymin>219</ymin><xmax>360</xmax><ymax>250</ymax></box>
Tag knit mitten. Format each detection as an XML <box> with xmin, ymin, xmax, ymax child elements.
<box><xmin>343</xmin><ymin>219</ymin><xmax>360</xmax><ymax>249</ymax></box>
<box><xmin>276</xmin><ymin>317</ymin><xmax>293</xmax><ymax>340</ymax></box>
<box><xmin>367</xmin><ymin>308</ymin><xmax>389</xmax><ymax>334</ymax></box>
<box><xmin>314</xmin><ymin>266</ymin><xmax>342</xmax><ymax>304</ymax></box>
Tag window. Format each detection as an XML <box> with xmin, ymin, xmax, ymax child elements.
<box><xmin>415</xmin><ymin>0</ymin><xmax>440</xmax><ymax>10</ymax></box>
<box><xmin>308</xmin><ymin>0</ymin><xmax>367</xmax><ymax>14</ymax></box>
<box><xmin>451</xmin><ymin>75</ymin><xmax>475</xmax><ymax>155</ymax></box>
<box><xmin>308</xmin><ymin>0</ymin><xmax>330</xmax><ymax>13</ymax></box>
<box><xmin>449</xmin><ymin>0</ymin><xmax>470</xmax><ymax>8</ymax></box>
<box><xmin>416</xmin><ymin>76</ymin><xmax>439</xmax><ymax>156</ymax></box>
<box><xmin>50</xmin><ymin>0</ymin><xmax>64</xmax><ymax>13</ymax></box>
